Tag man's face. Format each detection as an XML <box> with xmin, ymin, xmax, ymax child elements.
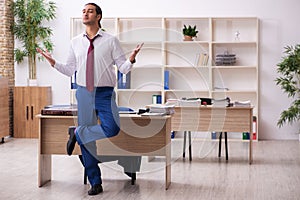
<box><xmin>82</xmin><ymin>4</ymin><xmax>101</xmax><ymax>26</ymax></box>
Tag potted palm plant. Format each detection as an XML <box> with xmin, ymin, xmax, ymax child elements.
<box><xmin>275</xmin><ymin>44</ymin><xmax>300</xmax><ymax>140</ymax></box>
<box><xmin>12</xmin><ymin>0</ymin><xmax>56</xmax><ymax>85</ymax></box>
<box><xmin>182</xmin><ymin>25</ymin><xmax>198</xmax><ymax>41</ymax></box>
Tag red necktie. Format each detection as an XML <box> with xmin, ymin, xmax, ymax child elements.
<box><xmin>86</xmin><ymin>36</ymin><xmax>97</xmax><ymax>91</ymax></box>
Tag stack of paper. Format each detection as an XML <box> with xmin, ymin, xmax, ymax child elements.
<box><xmin>233</xmin><ymin>100</ymin><xmax>251</xmax><ymax>107</ymax></box>
<box><xmin>143</xmin><ymin>104</ymin><xmax>175</xmax><ymax>116</ymax></box>
<box><xmin>213</xmin><ymin>98</ymin><xmax>230</xmax><ymax>107</ymax></box>
<box><xmin>166</xmin><ymin>99</ymin><xmax>179</xmax><ymax>106</ymax></box>
<box><xmin>178</xmin><ymin>99</ymin><xmax>201</xmax><ymax>107</ymax></box>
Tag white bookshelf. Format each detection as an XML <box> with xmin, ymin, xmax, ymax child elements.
<box><xmin>70</xmin><ymin>17</ymin><xmax>259</xmax><ymax>140</ymax></box>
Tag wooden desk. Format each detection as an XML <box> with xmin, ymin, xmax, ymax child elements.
<box><xmin>171</xmin><ymin>106</ymin><xmax>253</xmax><ymax>164</ymax></box>
<box><xmin>37</xmin><ymin>114</ymin><xmax>172</xmax><ymax>189</ymax></box>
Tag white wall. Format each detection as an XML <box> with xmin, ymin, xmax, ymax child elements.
<box><xmin>14</xmin><ymin>0</ymin><xmax>300</xmax><ymax>140</ymax></box>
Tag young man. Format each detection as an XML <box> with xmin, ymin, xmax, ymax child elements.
<box><xmin>37</xmin><ymin>3</ymin><xmax>143</xmax><ymax>196</ymax></box>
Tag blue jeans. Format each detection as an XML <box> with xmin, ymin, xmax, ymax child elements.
<box><xmin>75</xmin><ymin>86</ymin><xmax>120</xmax><ymax>186</ymax></box>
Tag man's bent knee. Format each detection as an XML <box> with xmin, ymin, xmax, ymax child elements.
<box><xmin>103</xmin><ymin>126</ymin><xmax>120</xmax><ymax>138</ymax></box>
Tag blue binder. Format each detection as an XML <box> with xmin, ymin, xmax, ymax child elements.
<box><xmin>71</xmin><ymin>71</ymin><xmax>77</xmax><ymax>89</ymax></box>
<box><xmin>118</xmin><ymin>71</ymin><xmax>131</xmax><ymax>89</ymax></box>
<box><xmin>164</xmin><ymin>70</ymin><xmax>169</xmax><ymax>90</ymax></box>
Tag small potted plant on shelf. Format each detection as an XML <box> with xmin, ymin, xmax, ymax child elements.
<box><xmin>12</xmin><ymin>0</ymin><xmax>56</xmax><ymax>85</ymax></box>
<box><xmin>275</xmin><ymin>44</ymin><xmax>300</xmax><ymax>140</ymax></box>
<box><xmin>182</xmin><ymin>25</ymin><xmax>198</xmax><ymax>41</ymax></box>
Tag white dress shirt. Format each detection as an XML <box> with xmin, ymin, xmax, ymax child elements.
<box><xmin>54</xmin><ymin>29</ymin><xmax>133</xmax><ymax>87</ymax></box>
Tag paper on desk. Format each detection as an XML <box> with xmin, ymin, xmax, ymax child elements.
<box><xmin>233</xmin><ymin>100</ymin><xmax>251</xmax><ymax>107</ymax></box>
<box><xmin>147</xmin><ymin>104</ymin><xmax>175</xmax><ymax>115</ymax></box>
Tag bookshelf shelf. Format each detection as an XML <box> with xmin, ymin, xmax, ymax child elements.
<box><xmin>166</xmin><ymin>65</ymin><xmax>209</xmax><ymax>69</ymax></box>
<box><xmin>120</xmin><ymin>41</ymin><xmax>162</xmax><ymax>45</ymax></box>
<box><xmin>212</xmin><ymin>65</ymin><xmax>256</xmax><ymax>69</ymax></box>
<box><xmin>118</xmin><ymin>88</ymin><xmax>163</xmax><ymax>92</ymax></box>
<box><xmin>212</xmin><ymin>41</ymin><xmax>257</xmax><ymax>44</ymax></box>
<box><xmin>212</xmin><ymin>90</ymin><xmax>257</xmax><ymax>93</ymax></box>
<box><xmin>165</xmin><ymin>89</ymin><xmax>209</xmax><ymax>92</ymax></box>
<box><xmin>165</xmin><ymin>41</ymin><xmax>210</xmax><ymax>44</ymax></box>
<box><xmin>133</xmin><ymin>65</ymin><xmax>163</xmax><ymax>69</ymax></box>
<box><xmin>70</xmin><ymin>16</ymin><xmax>259</xmax><ymax>140</ymax></box>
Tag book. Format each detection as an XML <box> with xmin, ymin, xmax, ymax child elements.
<box><xmin>197</xmin><ymin>53</ymin><xmax>204</xmax><ymax>66</ymax></box>
<box><xmin>70</xmin><ymin>71</ymin><xmax>78</xmax><ymax>89</ymax></box>
<box><xmin>70</xmin><ymin>89</ymin><xmax>77</xmax><ymax>105</ymax></box>
<box><xmin>203</xmin><ymin>53</ymin><xmax>209</xmax><ymax>66</ymax></box>
<box><xmin>41</xmin><ymin>105</ymin><xmax>78</xmax><ymax>116</ymax></box>
<box><xmin>117</xmin><ymin>71</ymin><xmax>131</xmax><ymax>89</ymax></box>
<box><xmin>164</xmin><ymin>70</ymin><xmax>169</xmax><ymax>90</ymax></box>
<box><xmin>196</xmin><ymin>53</ymin><xmax>209</xmax><ymax>66</ymax></box>
<box><xmin>152</xmin><ymin>95</ymin><xmax>162</xmax><ymax>104</ymax></box>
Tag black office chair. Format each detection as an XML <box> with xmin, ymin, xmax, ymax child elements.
<box><xmin>182</xmin><ymin>98</ymin><xmax>229</xmax><ymax>161</ymax></box>
<box><xmin>182</xmin><ymin>131</ymin><xmax>228</xmax><ymax>161</ymax></box>
<box><xmin>218</xmin><ymin>132</ymin><xmax>228</xmax><ymax>161</ymax></box>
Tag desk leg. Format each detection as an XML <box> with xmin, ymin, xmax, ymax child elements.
<box><xmin>38</xmin><ymin>154</ymin><xmax>52</xmax><ymax>187</ymax></box>
<box><xmin>165</xmin><ymin>146</ymin><xmax>171</xmax><ymax>190</ymax></box>
<box><xmin>249</xmin><ymin>115</ymin><xmax>253</xmax><ymax>164</ymax></box>
<box><xmin>218</xmin><ymin>132</ymin><xmax>222</xmax><ymax>157</ymax></box>
<box><xmin>183</xmin><ymin>131</ymin><xmax>186</xmax><ymax>158</ymax></box>
<box><xmin>188</xmin><ymin>131</ymin><xmax>192</xmax><ymax>161</ymax></box>
<box><xmin>249</xmin><ymin>135</ymin><xmax>253</xmax><ymax>164</ymax></box>
<box><xmin>225</xmin><ymin>132</ymin><xmax>228</xmax><ymax>161</ymax></box>
<box><xmin>165</xmin><ymin>125</ymin><xmax>171</xmax><ymax>190</ymax></box>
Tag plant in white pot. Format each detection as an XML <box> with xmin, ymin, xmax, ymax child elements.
<box><xmin>275</xmin><ymin>44</ymin><xmax>300</xmax><ymax>140</ymax></box>
<box><xmin>12</xmin><ymin>0</ymin><xmax>56</xmax><ymax>85</ymax></box>
<box><xmin>182</xmin><ymin>25</ymin><xmax>198</xmax><ymax>41</ymax></box>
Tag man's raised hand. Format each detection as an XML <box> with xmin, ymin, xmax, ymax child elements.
<box><xmin>36</xmin><ymin>48</ymin><xmax>55</xmax><ymax>66</ymax></box>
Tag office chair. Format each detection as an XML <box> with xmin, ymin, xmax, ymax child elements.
<box><xmin>182</xmin><ymin>131</ymin><xmax>228</xmax><ymax>161</ymax></box>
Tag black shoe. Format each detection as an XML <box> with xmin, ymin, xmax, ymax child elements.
<box><xmin>88</xmin><ymin>184</ymin><xmax>103</xmax><ymax>196</ymax></box>
<box><xmin>66</xmin><ymin>126</ymin><xmax>77</xmax><ymax>156</ymax></box>
<box><xmin>125</xmin><ymin>172</ymin><xmax>136</xmax><ymax>181</ymax></box>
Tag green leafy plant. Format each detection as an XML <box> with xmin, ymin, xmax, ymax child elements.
<box><xmin>182</xmin><ymin>25</ymin><xmax>198</xmax><ymax>37</ymax></box>
<box><xmin>12</xmin><ymin>0</ymin><xmax>56</xmax><ymax>80</ymax></box>
<box><xmin>275</xmin><ymin>44</ymin><xmax>300</xmax><ymax>130</ymax></box>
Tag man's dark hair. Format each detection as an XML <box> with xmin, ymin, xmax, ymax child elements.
<box><xmin>85</xmin><ymin>3</ymin><xmax>102</xmax><ymax>28</ymax></box>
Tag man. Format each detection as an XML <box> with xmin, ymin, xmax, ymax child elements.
<box><xmin>37</xmin><ymin>2</ymin><xmax>143</xmax><ymax>196</ymax></box>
